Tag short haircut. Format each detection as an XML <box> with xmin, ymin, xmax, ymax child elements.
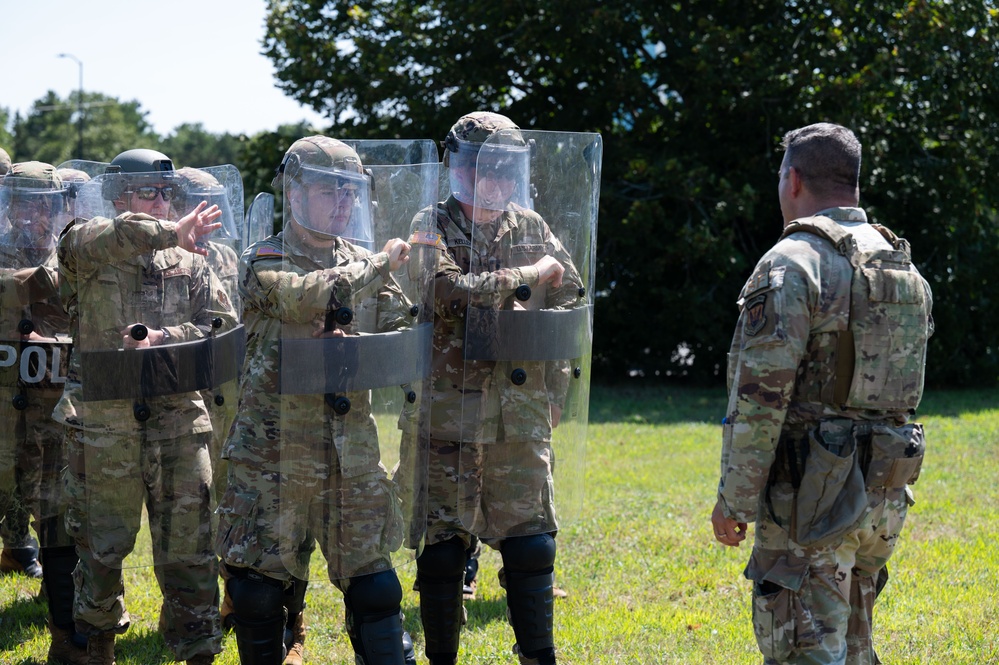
<box><xmin>782</xmin><ymin>123</ymin><xmax>861</xmax><ymax>199</ymax></box>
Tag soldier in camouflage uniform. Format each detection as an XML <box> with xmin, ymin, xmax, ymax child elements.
<box><xmin>412</xmin><ymin>112</ymin><xmax>581</xmax><ymax>665</ymax></box>
<box><xmin>56</xmin><ymin>148</ymin><xmax>234</xmax><ymax>665</ymax></box>
<box><xmin>711</xmin><ymin>123</ymin><xmax>933</xmax><ymax>665</ymax></box>
<box><xmin>216</xmin><ymin>136</ymin><xmax>417</xmax><ymax>665</ymax></box>
<box><xmin>0</xmin><ymin>162</ymin><xmax>90</xmax><ymax>664</ymax></box>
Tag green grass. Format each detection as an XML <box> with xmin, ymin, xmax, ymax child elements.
<box><xmin>2</xmin><ymin>385</ymin><xmax>997</xmax><ymax>664</ymax></box>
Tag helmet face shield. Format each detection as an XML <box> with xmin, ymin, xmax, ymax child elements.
<box><xmin>450</xmin><ymin>137</ymin><xmax>531</xmax><ymax>211</ymax></box>
<box><xmin>286</xmin><ymin>164</ymin><xmax>373</xmax><ymax>243</ymax></box>
<box><xmin>0</xmin><ymin>184</ymin><xmax>69</xmax><ymax>249</ymax></box>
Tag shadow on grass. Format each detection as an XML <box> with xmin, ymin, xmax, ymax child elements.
<box><xmin>0</xmin><ymin>590</ymin><xmax>46</xmax><ymax>652</ymax></box>
<box><xmin>589</xmin><ymin>383</ymin><xmax>727</xmax><ymax>425</ymax></box>
<box><xmin>589</xmin><ymin>383</ymin><xmax>998</xmax><ymax>423</ymax></box>
<box><xmin>114</xmin><ymin>629</ymin><xmax>175</xmax><ymax>664</ymax></box>
<box><xmin>401</xmin><ymin>596</ymin><xmax>508</xmax><ymax>640</ymax></box>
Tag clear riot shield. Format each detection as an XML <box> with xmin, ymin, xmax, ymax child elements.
<box><xmin>245</xmin><ymin>192</ymin><xmax>275</xmax><ymax>247</ymax></box>
<box><xmin>56</xmin><ymin>159</ymin><xmax>110</xmax><ymax>180</ymax></box>
<box><xmin>0</xmin><ymin>176</ymin><xmax>73</xmax><ymax>555</ymax></box>
<box><xmin>67</xmin><ymin>169</ymin><xmax>239</xmax><ymax>567</ymax></box>
<box><xmin>277</xmin><ymin>141</ymin><xmax>437</xmax><ymax>580</ymax></box>
<box><xmin>460</xmin><ymin>130</ymin><xmax>600</xmax><ymax>540</ymax></box>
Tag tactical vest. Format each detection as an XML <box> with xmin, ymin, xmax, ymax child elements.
<box><xmin>781</xmin><ymin>216</ymin><xmax>930</xmax><ymax>410</ymax></box>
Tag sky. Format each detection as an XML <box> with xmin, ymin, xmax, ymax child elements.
<box><xmin>0</xmin><ymin>0</ymin><xmax>329</xmax><ymax>137</ymax></box>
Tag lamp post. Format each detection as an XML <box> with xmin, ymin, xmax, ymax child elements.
<box><xmin>57</xmin><ymin>53</ymin><xmax>84</xmax><ymax>159</ymax></box>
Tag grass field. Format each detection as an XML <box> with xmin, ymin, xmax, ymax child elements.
<box><xmin>1</xmin><ymin>385</ymin><xmax>997</xmax><ymax>664</ymax></box>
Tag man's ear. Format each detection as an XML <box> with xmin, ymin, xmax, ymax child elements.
<box><xmin>788</xmin><ymin>166</ymin><xmax>804</xmax><ymax>198</ymax></box>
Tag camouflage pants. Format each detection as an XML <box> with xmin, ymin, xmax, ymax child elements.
<box><xmin>216</xmin><ymin>460</ymin><xmax>403</xmax><ymax>583</ymax></box>
<box><xmin>424</xmin><ymin>437</ymin><xmax>557</xmax><ymax>546</ymax></box>
<box><xmin>746</xmin><ymin>481</ymin><xmax>911</xmax><ymax>665</ymax></box>
<box><xmin>64</xmin><ymin>427</ymin><xmax>220</xmax><ymax>660</ymax></box>
<box><xmin>0</xmin><ymin>392</ymin><xmax>70</xmax><ymax>549</ymax></box>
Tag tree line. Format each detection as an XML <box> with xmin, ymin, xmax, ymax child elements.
<box><xmin>4</xmin><ymin>0</ymin><xmax>998</xmax><ymax>388</ymax></box>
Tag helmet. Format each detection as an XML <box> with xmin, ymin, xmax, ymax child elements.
<box><xmin>277</xmin><ymin>136</ymin><xmax>372</xmax><ymax>240</ymax></box>
<box><xmin>1</xmin><ymin>161</ymin><xmax>69</xmax><ymax>247</ymax></box>
<box><xmin>272</xmin><ymin>135</ymin><xmax>364</xmax><ymax>189</ymax></box>
<box><xmin>443</xmin><ymin>112</ymin><xmax>531</xmax><ymax>210</ymax></box>
<box><xmin>0</xmin><ymin>147</ymin><xmax>11</xmax><ymax>176</ymax></box>
<box><xmin>56</xmin><ymin>167</ymin><xmax>91</xmax><ymax>184</ymax></box>
<box><xmin>102</xmin><ymin>148</ymin><xmax>177</xmax><ymax>202</ymax></box>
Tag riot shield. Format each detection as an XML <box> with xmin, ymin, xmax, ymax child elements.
<box><xmin>459</xmin><ymin>130</ymin><xmax>600</xmax><ymax>540</ymax></box>
<box><xmin>65</xmin><ymin>168</ymin><xmax>239</xmax><ymax>567</ymax></box>
<box><xmin>277</xmin><ymin>141</ymin><xmax>436</xmax><ymax>580</ymax></box>
<box><xmin>56</xmin><ymin>159</ymin><xmax>109</xmax><ymax>180</ymax></box>
<box><xmin>0</xmin><ymin>174</ymin><xmax>73</xmax><ymax>556</ymax></box>
<box><xmin>245</xmin><ymin>192</ymin><xmax>275</xmax><ymax>246</ymax></box>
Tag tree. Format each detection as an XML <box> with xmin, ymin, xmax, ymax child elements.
<box><xmin>11</xmin><ymin>91</ymin><xmax>159</xmax><ymax>166</ymax></box>
<box><xmin>261</xmin><ymin>2</ymin><xmax>999</xmax><ymax>386</ymax></box>
<box><xmin>161</xmin><ymin>123</ymin><xmax>242</xmax><ymax>169</ymax></box>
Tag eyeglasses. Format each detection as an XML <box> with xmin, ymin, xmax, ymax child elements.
<box><xmin>131</xmin><ymin>186</ymin><xmax>177</xmax><ymax>202</ymax></box>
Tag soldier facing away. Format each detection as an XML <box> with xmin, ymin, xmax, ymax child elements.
<box><xmin>711</xmin><ymin>122</ymin><xmax>933</xmax><ymax>664</ymax></box>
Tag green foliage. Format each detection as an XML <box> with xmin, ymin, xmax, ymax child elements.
<box><xmin>2</xmin><ymin>386</ymin><xmax>996</xmax><ymax>663</ymax></box>
<box><xmin>161</xmin><ymin>123</ymin><xmax>242</xmax><ymax>170</ymax></box>
<box><xmin>11</xmin><ymin>90</ymin><xmax>159</xmax><ymax>165</ymax></box>
<box><xmin>262</xmin><ymin>0</ymin><xmax>999</xmax><ymax>387</ymax></box>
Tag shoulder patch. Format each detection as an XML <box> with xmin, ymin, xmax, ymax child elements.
<box><xmin>742</xmin><ymin>260</ymin><xmax>772</xmax><ymax>297</ymax></box>
<box><xmin>409</xmin><ymin>230</ymin><xmax>443</xmax><ymax>248</ymax></box>
<box><xmin>254</xmin><ymin>246</ymin><xmax>283</xmax><ymax>259</ymax></box>
<box><xmin>744</xmin><ymin>294</ymin><xmax>768</xmax><ymax>336</ymax></box>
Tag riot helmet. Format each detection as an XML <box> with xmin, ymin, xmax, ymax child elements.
<box><xmin>173</xmin><ymin>166</ymin><xmax>240</xmax><ymax>240</ymax></box>
<box><xmin>102</xmin><ymin>148</ymin><xmax>179</xmax><ymax>219</ymax></box>
<box><xmin>275</xmin><ymin>136</ymin><xmax>373</xmax><ymax>243</ymax></box>
<box><xmin>0</xmin><ymin>161</ymin><xmax>69</xmax><ymax>249</ymax></box>
<box><xmin>443</xmin><ymin>111</ymin><xmax>532</xmax><ymax>211</ymax></box>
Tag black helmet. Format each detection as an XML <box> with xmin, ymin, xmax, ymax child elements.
<box><xmin>102</xmin><ymin>148</ymin><xmax>177</xmax><ymax>201</ymax></box>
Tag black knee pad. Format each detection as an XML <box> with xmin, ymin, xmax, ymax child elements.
<box><xmin>226</xmin><ymin>571</ymin><xmax>285</xmax><ymax>623</ymax></box>
<box><xmin>417</xmin><ymin>538</ymin><xmax>467</xmax><ymax>581</ymax></box>
<box><xmin>345</xmin><ymin>570</ymin><xmax>402</xmax><ymax>620</ymax></box>
<box><xmin>284</xmin><ymin>576</ymin><xmax>308</xmax><ymax>616</ymax></box>
<box><xmin>501</xmin><ymin>533</ymin><xmax>556</xmax><ymax>574</ymax></box>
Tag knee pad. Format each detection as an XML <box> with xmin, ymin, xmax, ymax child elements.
<box><xmin>226</xmin><ymin>571</ymin><xmax>285</xmax><ymax>623</ymax></box>
<box><xmin>284</xmin><ymin>576</ymin><xmax>308</xmax><ymax>616</ymax></box>
<box><xmin>501</xmin><ymin>533</ymin><xmax>556</xmax><ymax>574</ymax></box>
<box><xmin>345</xmin><ymin>570</ymin><xmax>402</xmax><ymax>620</ymax></box>
<box><xmin>417</xmin><ymin>538</ymin><xmax>467</xmax><ymax>581</ymax></box>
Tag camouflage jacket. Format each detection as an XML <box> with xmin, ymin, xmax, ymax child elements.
<box><xmin>0</xmin><ymin>243</ymin><xmax>71</xmax><ymax>397</ymax></box>
<box><xmin>223</xmin><ymin>230</ymin><xmax>411</xmax><ymax>476</ymax></box>
<box><xmin>718</xmin><ymin>207</ymin><xmax>934</xmax><ymax>523</ymax></box>
<box><xmin>53</xmin><ymin>213</ymin><xmax>237</xmax><ymax>440</ymax></box>
<box><xmin>417</xmin><ymin>196</ymin><xmax>582</xmax><ymax>444</ymax></box>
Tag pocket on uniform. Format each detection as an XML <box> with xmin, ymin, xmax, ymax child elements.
<box><xmin>214</xmin><ymin>486</ymin><xmax>262</xmax><ymax>566</ymax></box>
<box><xmin>866</xmin><ymin>423</ymin><xmax>925</xmax><ymax>489</ymax></box>
<box><xmin>746</xmin><ymin>552</ymin><xmax>817</xmax><ymax>662</ymax></box>
<box><xmin>794</xmin><ymin>422</ymin><xmax>868</xmax><ymax>548</ymax></box>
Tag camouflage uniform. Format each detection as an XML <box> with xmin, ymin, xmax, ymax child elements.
<box><xmin>173</xmin><ymin>166</ymin><xmax>242</xmax><ymax>500</ymax></box>
<box><xmin>419</xmin><ymin>195</ymin><xmax>580</xmax><ymax>546</ymax></box>
<box><xmin>217</xmin><ymin>230</ymin><xmax>410</xmax><ymax>581</ymax></box>
<box><xmin>217</xmin><ymin>136</ymin><xmax>418</xmax><ymax>665</ymax></box>
<box><xmin>718</xmin><ymin>205</ymin><xmax>933</xmax><ymax>665</ymax></box>
<box><xmin>56</xmin><ymin>210</ymin><xmax>234</xmax><ymax>661</ymax></box>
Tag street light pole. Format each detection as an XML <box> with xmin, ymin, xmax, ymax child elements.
<box><xmin>57</xmin><ymin>53</ymin><xmax>84</xmax><ymax>159</ymax></box>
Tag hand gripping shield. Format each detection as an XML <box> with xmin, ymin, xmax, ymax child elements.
<box><xmin>276</xmin><ymin>140</ymin><xmax>437</xmax><ymax>580</ymax></box>
<box><xmin>459</xmin><ymin>130</ymin><xmax>601</xmax><ymax>540</ymax></box>
<box><xmin>0</xmin><ymin>175</ymin><xmax>74</xmax><ymax>553</ymax></box>
<box><xmin>65</xmin><ymin>169</ymin><xmax>241</xmax><ymax>567</ymax></box>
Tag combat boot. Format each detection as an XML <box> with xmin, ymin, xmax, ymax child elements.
<box><xmin>85</xmin><ymin>631</ymin><xmax>115</xmax><ymax>665</ymax></box>
<box><xmin>283</xmin><ymin>611</ymin><xmax>305</xmax><ymax>665</ymax></box>
<box><xmin>0</xmin><ymin>544</ymin><xmax>43</xmax><ymax>578</ymax></box>
<box><xmin>46</xmin><ymin>619</ymin><xmax>88</xmax><ymax>665</ymax></box>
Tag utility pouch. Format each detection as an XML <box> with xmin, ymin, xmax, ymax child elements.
<box><xmin>793</xmin><ymin>419</ymin><xmax>868</xmax><ymax>548</ymax></box>
<box><xmin>865</xmin><ymin>423</ymin><xmax>925</xmax><ymax>490</ymax></box>
<box><xmin>745</xmin><ymin>551</ymin><xmax>818</xmax><ymax>661</ymax></box>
